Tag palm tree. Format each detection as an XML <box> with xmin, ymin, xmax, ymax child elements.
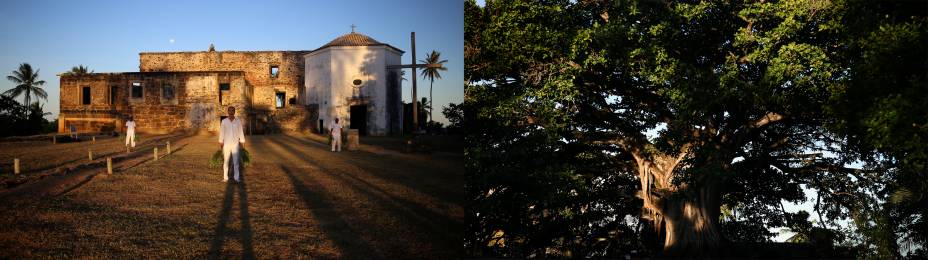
<box><xmin>67</xmin><ymin>64</ymin><xmax>93</xmax><ymax>76</ymax></box>
<box><xmin>4</xmin><ymin>63</ymin><xmax>47</xmax><ymax>106</ymax></box>
<box><xmin>418</xmin><ymin>50</ymin><xmax>448</xmax><ymax>123</ymax></box>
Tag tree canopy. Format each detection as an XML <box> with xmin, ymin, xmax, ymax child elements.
<box><xmin>465</xmin><ymin>0</ymin><xmax>926</xmax><ymax>258</ymax></box>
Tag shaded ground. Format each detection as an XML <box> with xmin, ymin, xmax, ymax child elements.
<box><xmin>0</xmin><ymin>133</ymin><xmax>463</xmax><ymax>258</ymax></box>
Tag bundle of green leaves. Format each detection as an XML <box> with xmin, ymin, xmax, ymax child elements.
<box><xmin>208</xmin><ymin>148</ymin><xmax>251</xmax><ymax>168</ymax></box>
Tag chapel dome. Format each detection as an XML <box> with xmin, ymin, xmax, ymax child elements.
<box><xmin>315</xmin><ymin>32</ymin><xmax>404</xmax><ymax>53</ymax></box>
<box><xmin>321</xmin><ymin>32</ymin><xmax>384</xmax><ymax>48</ymax></box>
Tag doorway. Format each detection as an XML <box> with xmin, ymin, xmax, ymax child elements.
<box><xmin>350</xmin><ymin>105</ymin><xmax>367</xmax><ymax>136</ymax></box>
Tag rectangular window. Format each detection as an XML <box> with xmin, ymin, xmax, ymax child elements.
<box><xmin>82</xmin><ymin>86</ymin><xmax>91</xmax><ymax>105</ymax></box>
<box><xmin>270</xmin><ymin>66</ymin><xmax>279</xmax><ymax>78</ymax></box>
<box><xmin>110</xmin><ymin>86</ymin><xmax>117</xmax><ymax>104</ymax></box>
<box><xmin>131</xmin><ymin>82</ymin><xmax>143</xmax><ymax>98</ymax></box>
<box><xmin>162</xmin><ymin>84</ymin><xmax>174</xmax><ymax>100</ymax></box>
<box><xmin>219</xmin><ymin>83</ymin><xmax>230</xmax><ymax>91</ymax></box>
<box><xmin>275</xmin><ymin>92</ymin><xmax>285</xmax><ymax>108</ymax></box>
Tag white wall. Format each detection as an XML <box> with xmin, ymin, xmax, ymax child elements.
<box><xmin>304</xmin><ymin>49</ymin><xmax>332</xmax><ymax>132</ymax></box>
<box><xmin>304</xmin><ymin>45</ymin><xmax>404</xmax><ymax>136</ymax></box>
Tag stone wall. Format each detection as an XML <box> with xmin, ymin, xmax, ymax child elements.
<box><xmin>59</xmin><ymin>72</ymin><xmax>248</xmax><ymax>134</ymax></box>
<box><xmin>138</xmin><ymin>50</ymin><xmax>315</xmax><ymax>133</ymax></box>
<box><xmin>140</xmin><ymin>50</ymin><xmax>306</xmax><ymax>112</ymax></box>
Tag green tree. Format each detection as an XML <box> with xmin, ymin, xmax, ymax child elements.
<box><xmin>4</xmin><ymin>63</ymin><xmax>47</xmax><ymax>106</ymax></box>
<box><xmin>419</xmin><ymin>50</ymin><xmax>448</xmax><ymax>124</ymax></box>
<box><xmin>466</xmin><ymin>0</ymin><xmax>924</xmax><ymax>257</ymax></box>
<box><xmin>823</xmin><ymin>0</ymin><xmax>928</xmax><ymax>258</ymax></box>
<box><xmin>442</xmin><ymin>102</ymin><xmax>464</xmax><ymax>133</ymax></box>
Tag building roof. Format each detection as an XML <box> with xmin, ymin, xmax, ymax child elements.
<box><xmin>315</xmin><ymin>32</ymin><xmax>404</xmax><ymax>53</ymax></box>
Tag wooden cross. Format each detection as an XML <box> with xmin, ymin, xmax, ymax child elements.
<box><xmin>351</xmin><ymin>24</ymin><xmax>356</xmax><ymax>33</ymax></box>
<box><xmin>386</xmin><ymin>32</ymin><xmax>444</xmax><ymax>133</ymax></box>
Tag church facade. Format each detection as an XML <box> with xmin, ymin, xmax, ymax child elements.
<box><xmin>58</xmin><ymin>31</ymin><xmax>404</xmax><ymax>136</ymax></box>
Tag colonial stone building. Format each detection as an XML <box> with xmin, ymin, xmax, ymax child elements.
<box><xmin>59</xmin><ymin>31</ymin><xmax>404</xmax><ymax>136</ymax></box>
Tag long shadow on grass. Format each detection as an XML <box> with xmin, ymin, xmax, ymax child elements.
<box><xmin>266</xmin><ymin>137</ymin><xmax>460</xmax><ymax>256</ymax></box>
<box><xmin>207</xmin><ymin>166</ymin><xmax>255</xmax><ymax>260</ymax></box>
<box><xmin>280</xmin><ymin>165</ymin><xmax>380</xmax><ymax>259</ymax></box>
<box><xmin>277</xmin><ymin>134</ymin><xmax>462</xmax><ymax>205</ymax></box>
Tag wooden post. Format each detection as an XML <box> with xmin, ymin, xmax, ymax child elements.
<box><xmin>106</xmin><ymin>157</ymin><xmax>112</xmax><ymax>174</ymax></box>
<box><xmin>13</xmin><ymin>159</ymin><xmax>19</xmax><ymax>174</ymax></box>
<box><xmin>92</xmin><ymin>136</ymin><xmax>96</xmax><ymax>143</ymax></box>
<box><xmin>347</xmin><ymin>129</ymin><xmax>360</xmax><ymax>151</ymax></box>
<box><xmin>88</xmin><ymin>149</ymin><xmax>93</xmax><ymax>161</ymax></box>
<box><xmin>167</xmin><ymin>141</ymin><xmax>171</xmax><ymax>154</ymax></box>
<box><xmin>52</xmin><ymin>135</ymin><xmax>56</xmax><ymax>144</ymax></box>
<box><xmin>154</xmin><ymin>147</ymin><xmax>158</xmax><ymax>161</ymax></box>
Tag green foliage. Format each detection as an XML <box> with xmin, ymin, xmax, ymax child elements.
<box><xmin>4</xmin><ymin>63</ymin><xmax>47</xmax><ymax>106</ymax></box>
<box><xmin>822</xmin><ymin>1</ymin><xmax>928</xmax><ymax>258</ymax></box>
<box><xmin>0</xmin><ymin>95</ymin><xmax>53</xmax><ymax>137</ymax></box>
<box><xmin>442</xmin><ymin>102</ymin><xmax>464</xmax><ymax>134</ymax></box>
<box><xmin>467</xmin><ymin>0</ymin><xmax>925</xmax><ymax>258</ymax></box>
<box><xmin>420</xmin><ymin>50</ymin><xmax>449</xmax><ymax>123</ymax></box>
<box><xmin>209</xmin><ymin>148</ymin><xmax>251</xmax><ymax>168</ymax></box>
<box><xmin>64</xmin><ymin>64</ymin><xmax>92</xmax><ymax>76</ymax></box>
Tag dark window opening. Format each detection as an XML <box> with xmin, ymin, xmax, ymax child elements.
<box><xmin>288</xmin><ymin>97</ymin><xmax>297</xmax><ymax>105</ymax></box>
<box><xmin>275</xmin><ymin>92</ymin><xmax>285</xmax><ymax>108</ymax></box>
<box><xmin>131</xmin><ymin>82</ymin><xmax>143</xmax><ymax>98</ymax></box>
<box><xmin>110</xmin><ymin>86</ymin><xmax>118</xmax><ymax>104</ymax></box>
<box><xmin>270</xmin><ymin>66</ymin><xmax>279</xmax><ymax>78</ymax></box>
<box><xmin>82</xmin><ymin>86</ymin><xmax>91</xmax><ymax>105</ymax></box>
<box><xmin>219</xmin><ymin>83</ymin><xmax>230</xmax><ymax>105</ymax></box>
<box><xmin>162</xmin><ymin>84</ymin><xmax>174</xmax><ymax>100</ymax></box>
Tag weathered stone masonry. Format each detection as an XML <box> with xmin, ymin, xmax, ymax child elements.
<box><xmin>60</xmin><ymin>71</ymin><xmax>248</xmax><ymax>134</ymax></box>
<box><xmin>59</xmin><ymin>32</ymin><xmax>403</xmax><ymax>136</ymax></box>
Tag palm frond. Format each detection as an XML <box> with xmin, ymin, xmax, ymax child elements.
<box><xmin>6</xmin><ymin>75</ymin><xmax>22</xmax><ymax>83</ymax></box>
<box><xmin>34</xmin><ymin>87</ymin><xmax>48</xmax><ymax>100</ymax></box>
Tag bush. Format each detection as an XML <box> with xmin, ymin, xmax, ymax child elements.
<box><xmin>209</xmin><ymin>148</ymin><xmax>251</xmax><ymax>168</ymax></box>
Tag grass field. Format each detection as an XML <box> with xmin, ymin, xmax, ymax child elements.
<box><xmin>0</xmin><ymin>133</ymin><xmax>463</xmax><ymax>258</ymax></box>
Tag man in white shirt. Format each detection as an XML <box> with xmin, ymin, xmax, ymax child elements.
<box><xmin>219</xmin><ymin>106</ymin><xmax>246</xmax><ymax>183</ymax></box>
<box><xmin>125</xmin><ymin>117</ymin><xmax>136</xmax><ymax>147</ymax></box>
<box><xmin>329</xmin><ymin>118</ymin><xmax>342</xmax><ymax>152</ymax></box>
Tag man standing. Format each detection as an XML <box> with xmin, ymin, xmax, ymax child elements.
<box><xmin>125</xmin><ymin>116</ymin><xmax>136</xmax><ymax>147</ymax></box>
<box><xmin>219</xmin><ymin>106</ymin><xmax>246</xmax><ymax>182</ymax></box>
<box><xmin>329</xmin><ymin>118</ymin><xmax>342</xmax><ymax>152</ymax></box>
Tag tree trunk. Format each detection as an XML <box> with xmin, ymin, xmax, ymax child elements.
<box><xmin>634</xmin><ymin>152</ymin><xmax>723</xmax><ymax>256</ymax></box>
<box><xmin>660</xmin><ymin>182</ymin><xmax>722</xmax><ymax>256</ymax></box>
<box><xmin>429</xmin><ymin>80</ymin><xmax>434</xmax><ymax>123</ymax></box>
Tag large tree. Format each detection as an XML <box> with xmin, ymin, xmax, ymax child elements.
<box><xmin>4</xmin><ymin>63</ymin><xmax>47</xmax><ymax>106</ymax></box>
<box><xmin>466</xmin><ymin>0</ymin><xmax>926</xmax><ymax>257</ymax></box>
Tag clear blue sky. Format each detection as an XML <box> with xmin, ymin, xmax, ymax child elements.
<box><xmin>0</xmin><ymin>0</ymin><xmax>463</xmax><ymax>124</ymax></box>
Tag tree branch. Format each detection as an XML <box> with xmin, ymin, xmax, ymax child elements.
<box><xmin>750</xmin><ymin>112</ymin><xmax>785</xmax><ymax>129</ymax></box>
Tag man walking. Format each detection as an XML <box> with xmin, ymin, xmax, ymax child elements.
<box><xmin>125</xmin><ymin>116</ymin><xmax>136</xmax><ymax>147</ymax></box>
<box><xmin>219</xmin><ymin>106</ymin><xmax>246</xmax><ymax>182</ymax></box>
<box><xmin>330</xmin><ymin>118</ymin><xmax>342</xmax><ymax>152</ymax></box>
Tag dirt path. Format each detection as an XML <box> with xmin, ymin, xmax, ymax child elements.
<box><xmin>0</xmin><ymin>133</ymin><xmax>463</xmax><ymax>259</ymax></box>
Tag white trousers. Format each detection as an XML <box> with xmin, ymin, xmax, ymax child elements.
<box><xmin>223</xmin><ymin>144</ymin><xmax>240</xmax><ymax>181</ymax></box>
<box><xmin>331</xmin><ymin>134</ymin><xmax>341</xmax><ymax>152</ymax></box>
<box><xmin>125</xmin><ymin>130</ymin><xmax>136</xmax><ymax>147</ymax></box>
